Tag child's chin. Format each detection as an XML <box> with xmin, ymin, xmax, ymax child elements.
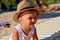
<box><xmin>30</xmin><ymin>25</ymin><xmax>34</xmax><ymax>27</ymax></box>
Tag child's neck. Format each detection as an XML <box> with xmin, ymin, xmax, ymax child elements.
<box><xmin>21</xmin><ymin>25</ymin><xmax>31</xmax><ymax>36</ymax></box>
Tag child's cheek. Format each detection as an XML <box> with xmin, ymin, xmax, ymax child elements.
<box><xmin>27</xmin><ymin>21</ymin><xmax>31</xmax><ymax>25</ymax></box>
<box><xmin>24</xmin><ymin>20</ymin><xmax>30</xmax><ymax>25</ymax></box>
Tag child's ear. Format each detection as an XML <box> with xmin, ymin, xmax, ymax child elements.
<box><xmin>19</xmin><ymin>18</ymin><xmax>22</xmax><ymax>22</ymax></box>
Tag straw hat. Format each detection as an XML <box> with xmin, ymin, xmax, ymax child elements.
<box><xmin>13</xmin><ymin>0</ymin><xmax>42</xmax><ymax>22</ymax></box>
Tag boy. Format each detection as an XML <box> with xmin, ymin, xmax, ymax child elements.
<box><xmin>9</xmin><ymin>0</ymin><xmax>42</xmax><ymax>40</ymax></box>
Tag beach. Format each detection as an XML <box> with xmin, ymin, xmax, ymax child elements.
<box><xmin>0</xmin><ymin>11</ymin><xmax>60</xmax><ymax>40</ymax></box>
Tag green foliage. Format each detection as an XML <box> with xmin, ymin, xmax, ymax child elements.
<box><xmin>28</xmin><ymin>0</ymin><xmax>60</xmax><ymax>6</ymax></box>
<box><xmin>0</xmin><ymin>0</ymin><xmax>60</xmax><ymax>10</ymax></box>
<box><xmin>43</xmin><ymin>0</ymin><xmax>60</xmax><ymax>4</ymax></box>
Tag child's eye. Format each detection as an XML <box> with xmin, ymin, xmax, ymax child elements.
<box><xmin>29</xmin><ymin>17</ymin><xmax>32</xmax><ymax>19</ymax></box>
<box><xmin>34</xmin><ymin>17</ymin><xmax>37</xmax><ymax>19</ymax></box>
<box><xmin>34</xmin><ymin>17</ymin><xmax>36</xmax><ymax>18</ymax></box>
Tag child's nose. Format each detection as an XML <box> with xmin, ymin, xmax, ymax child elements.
<box><xmin>32</xmin><ymin>19</ymin><xmax>36</xmax><ymax>23</ymax></box>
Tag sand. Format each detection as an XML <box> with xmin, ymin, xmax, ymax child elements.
<box><xmin>0</xmin><ymin>11</ymin><xmax>60</xmax><ymax>40</ymax></box>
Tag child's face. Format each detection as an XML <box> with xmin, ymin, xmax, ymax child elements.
<box><xmin>19</xmin><ymin>10</ymin><xmax>37</xmax><ymax>28</ymax></box>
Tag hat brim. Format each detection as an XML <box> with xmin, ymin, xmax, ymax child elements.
<box><xmin>13</xmin><ymin>8</ymin><xmax>42</xmax><ymax>22</ymax></box>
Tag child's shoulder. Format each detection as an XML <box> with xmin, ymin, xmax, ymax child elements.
<box><xmin>12</xmin><ymin>28</ymin><xmax>19</xmax><ymax>35</ymax></box>
<box><xmin>10</xmin><ymin>28</ymin><xmax>19</xmax><ymax>40</ymax></box>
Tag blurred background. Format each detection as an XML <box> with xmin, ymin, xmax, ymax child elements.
<box><xmin>0</xmin><ymin>0</ymin><xmax>60</xmax><ymax>11</ymax></box>
<box><xmin>0</xmin><ymin>0</ymin><xmax>60</xmax><ymax>40</ymax></box>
